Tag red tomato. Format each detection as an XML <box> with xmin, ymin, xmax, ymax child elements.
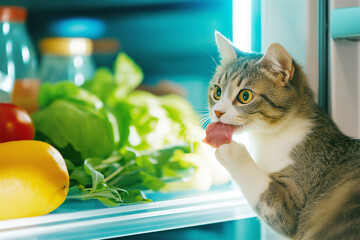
<box><xmin>0</xmin><ymin>103</ymin><xmax>35</xmax><ymax>143</ymax></box>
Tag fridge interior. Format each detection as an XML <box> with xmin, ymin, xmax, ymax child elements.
<box><xmin>1</xmin><ymin>0</ymin><xmax>359</xmax><ymax>239</ymax></box>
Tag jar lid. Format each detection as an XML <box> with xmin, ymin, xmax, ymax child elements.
<box><xmin>40</xmin><ymin>38</ymin><xmax>93</xmax><ymax>56</ymax></box>
<box><xmin>0</xmin><ymin>6</ymin><xmax>27</xmax><ymax>22</ymax></box>
<box><xmin>48</xmin><ymin>18</ymin><xmax>105</xmax><ymax>39</ymax></box>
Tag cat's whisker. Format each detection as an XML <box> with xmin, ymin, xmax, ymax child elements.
<box><xmin>204</xmin><ymin>50</ymin><xmax>219</xmax><ymax>68</ymax></box>
<box><xmin>196</xmin><ymin>110</ymin><xmax>211</xmax><ymax>114</ymax></box>
<box><xmin>208</xmin><ymin>69</ymin><xmax>217</xmax><ymax>76</ymax></box>
<box><xmin>197</xmin><ymin>113</ymin><xmax>211</xmax><ymax>118</ymax></box>
<box><xmin>198</xmin><ymin>114</ymin><xmax>211</xmax><ymax>126</ymax></box>
<box><xmin>197</xmin><ymin>115</ymin><xmax>206</xmax><ymax>124</ymax></box>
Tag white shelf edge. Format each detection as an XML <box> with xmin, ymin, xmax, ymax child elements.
<box><xmin>0</xmin><ymin>189</ymin><xmax>256</xmax><ymax>239</ymax></box>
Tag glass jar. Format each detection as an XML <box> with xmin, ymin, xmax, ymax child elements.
<box><xmin>0</xmin><ymin>6</ymin><xmax>39</xmax><ymax>113</ymax></box>
<box><xmin>39</xmin><ymin>37</ymin><xmax>95</xmax><ymax>86</ymax></box>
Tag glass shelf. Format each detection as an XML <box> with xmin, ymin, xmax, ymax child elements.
<box><xmin>0</xmin><ymin>183</ymin><xmax>255</xmax><ymax>239</ymax></box>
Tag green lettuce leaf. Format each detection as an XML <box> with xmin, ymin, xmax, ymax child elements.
<box><xmin>32</xmin><ymin>99</ymin><xmax>117</xmax><ymax>160</ymax></box>
<box><xmin>67</xmin><ymin>185</ymin><xmax>151</xmax><ymax>207</ymax></box>
<box><xmin>81</xmin><ymin>68</ymin><xmax>116</xmax><ymax>103</ymax></box>
<box><xmin>38</xmin><ymin>82</ymin><xmax>103</xmax><ymax>110</ymax></box>
<box><xmin>84</xmin><ymin>158</ymin><xmax>105</xmax><ymax>191</ymax></box>
<box><xmin>109</xmin><ymin>102</ymin><xmax>132</xmax><ymax>148</ymax></box>
<box><xmin>159</xmin><ymin>94</ymin><xmax>202</xmax><ymax>147</ymax></box>
<box><xmin>113</xmin><ymin>52</ymin><xmax>143</xmax><ymax>98</ymax></box>
<box><xmin>66</xmin><ymin>154</ymin><xmax>152</xmax><ymax>207</ymax></box>
<box><xmin>83</xmin><ymin>53</ymin><xmax>143</xmax><ymax>104</ymax></box>
<box><xmin>148</xmin><ymin>145</ymin><xmax>195</xmax><ymax>181</ymax></box>
<box><xmin>159</xmin><ymin>94</ymin><xmax>198</xmax><ymax>124</ymax></box>
<box><xmin>123</xmin><ymin>91</ymin><xmax>184</xmax><ymax>151</ymax></box>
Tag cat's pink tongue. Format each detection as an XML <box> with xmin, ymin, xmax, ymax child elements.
<box><xmin>202</xmin><ymin>122</ymin><xmax>235</xmax><ymax>148</ymax></box>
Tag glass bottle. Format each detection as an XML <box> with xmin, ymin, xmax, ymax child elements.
<box><xmin>0</xmin><ymin>6</ymin><xmax>39</xmax><ymax>113</ymax></box>
<box><xmin>39</xmin><ymin>37</ymin><xmax>95</xmax><ymax>86</ymax></box>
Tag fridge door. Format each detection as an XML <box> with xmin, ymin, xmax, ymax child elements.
<box><xmin>330</xmin><ymin>1</ymin><xmax>360</xmax><ymax>138</ymax></box>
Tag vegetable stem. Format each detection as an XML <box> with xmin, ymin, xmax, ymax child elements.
<box><xmin>104</xmin><ymin>167</ymin><xmax>124</xmax><ymax>183</ymax></box>
<box><xmin>103</xmin><ymin>156</ymin><xmax>122</xmax><ymax>164</ymax></box>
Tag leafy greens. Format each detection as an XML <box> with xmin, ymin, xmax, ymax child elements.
<box><xmin>32</xmin><ymin>52</ymin><xmax>202</xmax><ymax>207</ymax></box>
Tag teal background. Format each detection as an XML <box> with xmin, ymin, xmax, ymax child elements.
<box><xmin>3</xmin><ymin>0</ymin><xmax>234</xmax><ymax>112</ymax></box>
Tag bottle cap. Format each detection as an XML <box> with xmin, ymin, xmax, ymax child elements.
<box><xmin>0</xmin><ymin>6</ymin><xmax>27</xmax><ymax>22</ymax></box>
<box><xmin>39</xmin><ymin>38</ymin><xmax>93</xmax><ymax>56</ymax></box>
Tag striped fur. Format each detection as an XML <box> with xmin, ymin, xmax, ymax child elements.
<box><xmin>209</xmin><ymin>33</ymin><xmax>360</xmax><ymax>239</ymax></box>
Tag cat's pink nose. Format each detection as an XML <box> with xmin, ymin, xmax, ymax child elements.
<box><xmin>214</xmin><ymin>110</ymin><xmax>224</xmax><ymax>118</ymax></box>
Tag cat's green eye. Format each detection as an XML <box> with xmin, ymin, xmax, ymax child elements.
<box><xmin>213</xmin><ymin>85</ymin><xmax>222</xmax><ymax>100</ymax></box>
<box><xmin>237</xmin><ymin>89</ymin><xmax>254</xmax><ymax>104</ymax></box>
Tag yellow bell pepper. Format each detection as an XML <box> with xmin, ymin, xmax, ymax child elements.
<box><xmin>0</xmin><ymin>140</ymin><xmax>69</xmax><ymax>220</ymax></box>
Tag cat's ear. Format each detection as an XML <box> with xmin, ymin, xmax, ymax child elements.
<box><xmin>258</xmin><ymin>43</ymin><xmax>295</xmax><ymax>87</ymax></box>
<box><xmin>215</xmin><ymin>31</ymin><xmax>237</xmax><ymax>65</ymax></box>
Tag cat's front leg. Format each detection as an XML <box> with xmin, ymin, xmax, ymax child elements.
<box><xmin>216</xmin><ymin>141</ymin><xmax>299</xmax><ymax>238</ymax></box>
<box><xmin>215</xmin><ymin>140</ymin><xmax>271</xmax><ymax>209</ymax></box>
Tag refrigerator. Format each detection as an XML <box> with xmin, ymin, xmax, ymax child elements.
<box><xmin>1</xmin><ymin>0</ymin><xmax>359</xmax><ymax>239</ymax></box>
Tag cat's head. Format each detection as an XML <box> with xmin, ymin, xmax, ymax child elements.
<box><xmin>208</xmin><ymin>31</ymin><xmax>306</xmax><ymax>133</ymax></box>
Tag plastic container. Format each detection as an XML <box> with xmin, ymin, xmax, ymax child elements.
<box><xmin>0</xmin><ymin>6</ymin><xmax>39</xmax><ymax>113</ymax></box>
<box><xmin>39</xmin><ymin>37</ymin><xmax>95</xmax><ymax>86</ymax></box>
<box><xmin>45</xmin><ymin>17</ymin><xmax>116</xmax><ymax>70</ymax></box>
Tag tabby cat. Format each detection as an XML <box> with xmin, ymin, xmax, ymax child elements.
<box><xmin>208</xmin><ymin>31</ymin><xmax>360</xmax><ymax>239</ymax></box>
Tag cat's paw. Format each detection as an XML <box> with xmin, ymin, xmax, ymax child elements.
<box><xmin>215</xmin><ymin>140</ymin><xmax>248</xmax><ymax>169</ymax></box>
